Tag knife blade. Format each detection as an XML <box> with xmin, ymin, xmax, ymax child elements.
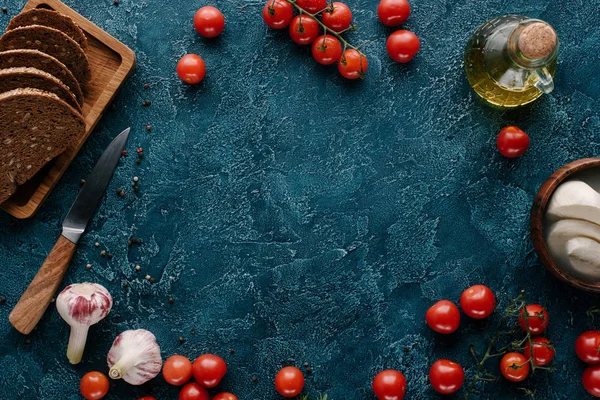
<box><xmin>9</xmin><ymin>128</ymin><xmax>130</xmax><ymax>334</ymax></box>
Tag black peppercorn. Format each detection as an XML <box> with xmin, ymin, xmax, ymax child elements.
<box><xmin>178</xmin><ymin>336</ymin><xmax>185</xmax><ymax>344</ymax></box>
<box><xmin>169</xmin><ymin>297</ymin><xmax>174</xmax><ymax>304</ymax></box>
<box><xmin>230</xmin><ymin>348</ymin><xmax>235</xmax><ymax>354</ymax></box>
<box><xmin>0</xmin><ymin>297</ymin><xmax>6</xmax><ymax>305</ymax></box>
<box><xmin>251</xmin><ymin>375</ymin><xmax>258</xmax><ymax>382</ymax></box>
<box><xmin>144</xmin><ymin>83</ymin><xmax>149</xmax><ymax>89</ymax></box>
<box><xmin>2</xmin><ymin>7</ymin><xmax>7</xmax><ymax>13</ymax></box>
<box><xmin>113</xmin><ymin>0</ymin><xmax>119</xmax><ymax>5</ymax></box>
<box><xmin>306</xmin><ymin>367</ymin><xmax>312</xmax><ymax>374</ymax></box>
<box><xmin>142</xmin><ymin>99</ymin><xmax>151</xmax><ymax>107</ymax></box>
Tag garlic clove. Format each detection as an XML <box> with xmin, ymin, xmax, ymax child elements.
<box><xmin>56</xmin><ymin>282</ymin><xmax>112</xmax><ymax>364</ymax></box>
<box><xmin>107</xmin><ymin>329</ymin><xmax>162</xmax><ymax>385</ymax></box>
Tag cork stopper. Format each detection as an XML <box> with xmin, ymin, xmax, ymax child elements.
<box><xmin>518</xmin><ymin>23</ymin><xmax>557</xmax><ymax>60</ymax></box>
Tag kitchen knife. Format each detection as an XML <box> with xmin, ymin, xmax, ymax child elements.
<box><xmin>9</xmin><ymin>128</ymin><xmax>130</xmax><ymax>334</ymax></box>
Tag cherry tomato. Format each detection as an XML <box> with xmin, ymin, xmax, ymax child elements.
<box><xmin>213</xmin><ymin>393</ymin><xmax>238</xmax><ymax>400</ymax></box>
<box><xmin>460</xmin><ymin>284</ymin><xmax>496</xmax><ymax>319</ymax></box>
<box><xmin>274</xmin><ymin>366</ymin><xmax>305</xmax><ymax>398</ymax></box>
<box><xmin>583</xmin><ymin>366</ymin><xmax>600</xmax><ymax>397</ymax></box>
<box><xmin>177</xmin><ymin>54</ymin><xmax>206</xmax><ymax>85</ymax></box>
<box><xmin>496</xmin><ymin>126</ymin><xmax>530</xmax><ymax>158</ymax></box>
<box><xmin>426</xmin><ymin>300</ymin><xmax>460</xmax><ymax>334</ymax></box>
<box><xmin>321</xmin><ymin>2</ymin><xmax>352</xmax><ymax>32</ymax></box>
<box><xmin>518</xmin><ymin>304</ymin><xmax>549</xmax><ymax>335</ymax></box>
<box><xmin>262</xmin><ymin>0</ymin><xmax>294</xmax><ymax>29</ymax></box>
<box><xmin>312</xmin><ymin>35</ymin><xmax>343</xmax><ymax>65</ymax></box>
<box><xmin>192</xmin><ymin>354</ymin><xmax>227</xmax><ymax>388</ymax></box>
<box><xmin>523</xmin><ymin>337</ymin><xmax>555</xmax><ymax>367</ymax></box>
<box><xmin>338</xmin><ymin>49</ymin><xmax>368</xmax><ymax>80</ymax></box>
<box><xmin>372</xmin><ymin>369</ymin><xmax>406</xmax><ymax>400</ymax></box>
<box><xmin>377</xmin><ymin>0</ymin><xmax>410</xmax><ymax>27</ymax></box>
<box><xmin>163</xmin><ymin>355</ymin><xmax>193</xmax><ymax>386</ymax></box>
<box><xmin>386</xmin><ymin>30</ymin><xmax>420</xmax><ymax>63</ymax></box>
<box><xmin>179</xmin><ymin>382</ymin><xmax>210</xmax><ymax>400</ymax></box>
<box><xmin>193</xmin><ymin>6</ymin><xmax>225</xmax><ymax>38</ymax></box>
<box><xmin>576</xmin><ymin>331</ymin><xmax>600</xmax><ymax>364</ymax></box>
<box><xmin>296</xmin><ymin>0</ymin><xmax>327</xmax><ymax>13</ymax></box>
<box><xmin>429</xmin><ymin>360</ymin><xmax>464</xmax><ymax>395</ymax></box>
<box><xmin>500</xmin><ymin>352</ymin><xmax>530</xmax><ymax>382</ymax></box>
<box><xmin>138</xmin><ymin>397</ymin><xmax>157</xmax><ymax>400</ymax></box>
<box><xmin>289</xmin><ymin>15</ymin><xmax>320</xmax><ymax>45</ymax></box>
<box><xmin>80</xmin><ymin>372</ymin><xmax>109</xmax><ymax>400</ymax></box>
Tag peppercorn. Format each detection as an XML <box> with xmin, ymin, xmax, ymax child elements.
<box><xmin>135</xmin><ymin>265</ymin><xmax>141</xmax><ymax>271</ymax></box>
<box><xmin>25</xmin><ymin>338</ymin><xmax>31</xmax><ymax>344</ymax></box>
<box><xmin>142</xmin><ymin>99</ymin><xmax>151</xmax><ymax>107</ymax></box>
<box><xmin>145</xmin><ymin>275</ymin><xmax>151</xmax><ymax>280</ymax></box>
<box><xmin>2</xmin><ymin>7</ymin><xmax>7</xmax><ymax>13</ymax></box>
<box><xmin>121</xmin><ymin>149</ymin><xmax>128</xmax><ymax>157</ymax></box>
<box><xmin>304</xmin><ymin>362</ymin><xmax>309</xmax><ymax>367</ymax></box>
<box><xmin>149</xmin><ymin>277</ymin><xmax>155</xmax><ymax>284</ymax></box>
<box><xmin>86</xmin><ymin>264</ymin><xmax>92</xmax><ymax>269</ymax></box>
<box><xmin>178</xmin><ymin>336</ymin><xmax>185</xmax><ymax>344</ymax></box>
<box><xmin>123</xmin><ymin>282</ymin><xmax>128</xmax><ymax>288</ymax></box>
<box><xmin>101</xmin><ymin>250</ymin><xmax>107</xmax><ymax>257</ymax></box>
<box><xmin>144</xmin><ymin>83</ymin><xmax>149</xmax><ymax>89</ymax></box>
<box><xmin>113</xmin><ymin>0</ymin><xmax>119</xmax><ymax>5</ymax></box>
<box><xmin>306</xmin><ymin>367</ymin><xmax>312</xmax><ymax>374</ymax></box>
<box><xmin>136</xmin><ymin>238</ymin><xmax>143</xmax><ymax>245</ymax></box>
<box><xmin>116</xmin><ymin>188</ymin><xmax>125</xmax><ymax>197</ymax></box>
<box><xmin>169</xmin><ymin>297</ymin><xmax>174</xmax><ymax>304</ymax></box>
<box><xmin>95</xmin><ymin>242</ymin><xmax>100</xmax><ymax>247</ymax></box>
<box><xmin>0</xmin><ymin>297</ymin><xmax>6</xmax><ymax>305</ymax></box>
<box><xmin>80</xmin><ymin>179</ymin><xmax>86</xmax><ymax>185</ymax></box>
<box><xmin>190</xmin><ymin>329</ymin><xmax>195</xmax><ymax>335</ymax></box>
<box><xmin>127</xmin><ymin>239</ymin><xmax>132</xmax><ymax>247</ymax></box>
<box><xmin>133</xmin><ymin>176</ymin><xmax>139</xmax><ymax>182</ymax></box>
<box><xmin>251</xmin><ymin>376</ymin><xmax>258</xmax><ymax>382</ymax></box>
<box><xmin>107</xmin><ymin>253</ymin><xmax>113</xmax><ymax>259</ymax></box>
<box><xmin>134</xmin><ymin>186</ymin><xmax>140</xmax><ymax>193</ymax></box>
<box><xmin>146</xmin><ymin>125</ymin><xmax>151</xmax><ymax>131</ymax></box>
<box><xmin>136</xmin><ymin>158</ymin><xmax>141</xmax><ymax>165</ymax></box>
<box><xmin>230</xmin><ymin>348</ymin><xmax>235</xmax><ymax>354</ymax></box>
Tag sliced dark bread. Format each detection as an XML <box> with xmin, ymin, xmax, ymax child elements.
<box><xmin>0</xmin><ymin>25</ymin><xmax>91</xmax><ymax>86</ymax></box>
<box><xmin>0</xmin><ymin>67</ymin><xmax>82</xmax><ymax>112</ymax></box>
<box><xmin>0</xmin><ymin>88</ymin><xmax>85</xmax><ymax>204</ymax></box>
<box><xmin>0</xmin><ymin>50</ymin><xmax>83</xmax><ymax>106</ymax></box>
<box><xmin>7</xmin><ymin>8</ymin><xmax>87</xmax><ymax>50</ymax></box>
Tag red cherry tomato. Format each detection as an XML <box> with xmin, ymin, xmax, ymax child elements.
<box><xmin>372</xmin><ymin>369</ymin><xmax>406</xmax><ymax>400</ymax></box>
<box><xmin>500</xmin><ymin>352</ymin><xmax>530</xmax><ymax>382</ymax></box>
<box><xmin>274</xmin><ymin>366</ymin><xmax>305</xmax><ymax>398</ymax></box>
<box><xmin>193</xmin><ymin>6</ymin><xmax>225</xmax><ymax>38</ymax></box>
<box><xmin>338</xmin><ymin>49</ymin><xmax>368</xmax><ymax>80</ymax></box>
<box><xmin>312</xmin><ymin>35</ymin><xmax>343</xmax><ymax>65</ymax></box>
<box><xmin>426</xmin><ymin>300</ymin><xmax>460</xmax><ymax>334</ymax></box>
<box><xmin>377</xmin><ymin>0</ymin><xmax>410</xmax><ymax>27</ymax></box>
<box><xmin>179</xmin><ymin>382</ymin><xmax>210</xmax><ymax>400</ymax></box>
<box><xmin>176</xmin><ymin>54</ymin><xmax>206</xmax><ymax>85</ymax></box>
<box><xmin>296</xmin><ymin>0</ymin><xmax>327</xmax><ymax>13</ymax></box>
<box><xmin>583</xmin><ymin>366</ymin><xmax>600</xmax><ymax>397</ymax></box>
<box><xmin>429</xmin><ymin>360</ymin><xmax>464</xmax><ymax>395</ymax></box>
<box><xmin>460</xmin><ymin>284</ymin><xmax>496</xmax><ymax>319</ymax></box>
<box><xmin>163</xmin><ymin>355</ymin><xmax>193</xmax><ymax>386</ymax></box>
<box><xmin>80</xmin><ymin>372</ymin><xmax>109</xmax><ymax>400</ymax></box>
<box><xmin>262</xmin><ymin>0</ymin><xmax>294</xmax><ymax>29</ymax></box>
<box><xmin>213</xmin><ymin>393</ymin><xmax>238</xmax><ymax>400</ymax></box>
<box><xmin>321</xmin><ymin>2</ymin><xmax>352</xmax><ymax>32</ymax></box>
<box><xmin>138</xmin><ymin>397</ymin><xmax>156</xmax><ymax>400</ymax></box>
<box><xmin>576</xmin><ymin>331</ymin><xmax>600</xmax><ymax>364</ymax></box>
<box><xmin>192</xmin><ymin>354</ymin><xmax>227</xmax><ymax>388</ymax></box>
<box><xmin>496</xmin><ymin>126</ymin><xmax>530</xmax><ymax>158</ymax></box>
<box><xmin>289</xmin><ymin>15</ymin><xmax>320</xmax><ymax>45</ymax></box>
<box><xmin>386</xmin><ymin>30</ymin><xmax>420</xmax><ymax>63</ymax></box>
<box><xmin>523</xmin><ymin>337</ymin><xmax>555</xmax><ymax>367</ymax></box>
<box><xmin>518</xmin><ymin>304</ymin><xmax>549</xmax><ymax>335</ymax></box>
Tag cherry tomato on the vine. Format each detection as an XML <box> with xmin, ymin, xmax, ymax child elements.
<box><xmin>583</xmin><ymin>366</ymin><xmax>600</xmax><ymax>398</ymax></box>
<box><xmin>496</xmin><ymin>126</ymin><xmax>530</xmax><ymax>158</ymax></box>
<box><xmin>460</xmin><ymin>284</ymin><xmax>496</xmax><ymax>319</ymax></box>
<box><xmin>80</xmin><ymin>372</ymin><xmax>109</xmax><ymax>400</ymax></box>
<box><xmin>426</xmin><ymin>300</ymin><xmax>460</xmax><ymax>334</ymax></box>
<box><xmin>500</xmin><ymin>352</ymin><xmax>530</xmax><ymax>382</ymax></box>
<box><xmin>296</xmin><ymin>0</ymin><xmax>327</xmax><ymax>13</ymax></box>
<box><xmin>262</xmin><ymin>0</ymin><xmax>294</xmax><ymax>29</ymax></box>
<box><xmin>275</xmin><ymin>366</ymin><xmax>305</xmax><ymax>398</ymax></box>
<box><xmin>192</xmin><ymin>354</ymin><xmax>227</xmax><ymax>388</ymax></box>
<box><xmin>312</xmin><ymin>35</ymin><xmax>343</xmax><ymax>65</ymax></box>
<box><xmin>213</xmin><ymin>393</ymin><xmax>239</xmax><ymax>400</ymax></box>
<box><xmin>163</xmin><ymin>355</ymin><xmax>193</xmax><ymax>386</ymax></box>
<box><xmin>576</xmin><ymin>331</ymin><xmax>600</xmax><ymax>364</ymax></box>
<box><xmin>176</xmin><ymin>54</ymin><xmax>206</xmax><ymax>85</ymax></box>
<box><xmin>377</xmin><ymin>0</ymin><xmax>411</xmax><ymax>27</ymax></box>
<box><xmin>429</xmin><ymin>360</ymin><xmax>464</xmax><ymax>395</ymax></box>
<box><xmin>372</xmin><ymin>369</ymin><xmax>406</xmax><ymax>400</ymax></box>
<box><xmin>524</xmin><ymin>337</ymin><xmax>555</xmax><ymax>367</ymax></box>
<box><xmin>193</xmin><ymin>6</ymin><xmax>225</xmax><ymax>38</ymax></box>
<box><xmin>289</xmin><ymin>15</ymin><xmax>320</xmax><ymax>45</ymax></box>
<box><xmin>338</xmin><ymin>49</ymin><xmax>368</xmax><ymax>80</ymax></box>
<box><xmin>321</xmin><ymin>2</ymin><xmax>353</xmax><ymax>32</ymax></box>
<box><xmin>179</xmin><ymin>382</ymin><xmax>210</xmax><ymax>400</ymax></box>
<box><xmin>386</xmin><ymin>30</ymin><xmax>420</xmax><ymax>63</ymax></box>
<box><xmin>518</xmin><ymin>304</ymin><xmax>549</xmax><ymax>335</ymax></box>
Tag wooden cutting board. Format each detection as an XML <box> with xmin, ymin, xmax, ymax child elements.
<box><xmin>0</xmin><ymin>0</ymin><xmax>136</xmax><ymax>219</ymax></box>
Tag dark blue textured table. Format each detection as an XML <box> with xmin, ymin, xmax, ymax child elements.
<box><xmin>1</xmin><ymin>0</ymin><xmax>600</xmax><ymax>399</ymax></box>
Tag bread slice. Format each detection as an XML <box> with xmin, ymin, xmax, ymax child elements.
<box><xmin>0</xmin><ymin>88</ymin><xmax>85</xmax><ymax>204</ymax></box>
<box><xmin>0</xmin><ymin>67</ymin><xmax>82</xmax><ymax>112</ymax></box>
<box><xmin>7</xmin><ymin>9</ymin><xmax>87</xmax><ymax>50</ymax></box>
<box><xmin>0</xmin><ymin>50</ymin><xmax>83</xmax><ymax>106</ymax></box>
<box><xmin>0</xmin><ymin>25</ymin><xmax>91</xmax><ymax>86</ymax></box>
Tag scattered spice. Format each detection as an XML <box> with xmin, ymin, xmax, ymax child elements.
<box><xmin>86</xmin><ymin>264</ymin><xmax>92</xmax><ymax>269</ymax></box>
<box><xmin>145</xmin><ymin>275</ymin><xmax>151</xmax><ymax>281</ymax></box>
<box><xmin>127</xmin><ymin>239</ymin><xmax>132</xmax><ymax>247</ymax></box>
<box><xmin>230</xmin><ymin>348</ymin><xmax>235</xmax><ymax>354</ymax></box>
<box><xmin>168</xmin><ymin>297</ymin><xmax>174</xmax><ymax>304</ymax></box>
<box><xmin>306</xmin><ymin>366</ymin><xmax>313</xmax><ymax>374</ymax></box>
<box><xmin>0</xmin><ymin>297</ymin><xmax>6</xmax><ymax>305</ymax></box>
<box><xmin>113</xmin><ymin>0</ymin><xmax>119</xmax><ymax>5</ymax></box>
<box><xmin>80</xmin><ymin>179</ymin><xmax>86</xmax><ymax>185</ymax></box>
<box><xmin>136</xmin><ymin>158</ymin><xmax>141</xmax><ymax>165</ymax></box>
<box><xmin>144</xmin><ymin>83</ymin><xmax>149</xmax><ymax>89</ymax></box>
<box><xmin>95</xmin><ymin>242</ymin><xmax>100</xmax><ymax>247</ymax></box>
<box><xmin>133</xmin><ymin>176</ymin><xmax>139</xmax><ymax>183</ymax></box>
<box><xmin>25</xmin><ymin>338</ymin><xmax>31</xmax><ymax>344</ymax></box>
<box><xmin>304</xmin><ymin>362</ymin><xmax>309</xmax><ymax>367</ymax></box>
<box><xmin>135</xmin><ymin>265</ymin><xmax>141</xmax><ymax>271</ymax></box>
<box><xmin>134</xmin><ymin>186</ymin><xmax>140</xmax><ymax>193</ymax></box>
<box><xmin>149</xmin><ymin>277</ymin><xmax>155</xmax><ymax>284</ymax></box>
<box><xmin>178</xmin><ymin>336</ymin><xmax>185</xmax><ymax>344</ymax></box>
<box><xmin>251</xmin><ymin>375</ymin><xmax>258</xmax><ymax>382</ymax></box>
<box><xmin>190</xmin><ymin>329</ymin><xmax>195</xmax><ymax>335</ymax></box>
<box><xmin>107</xmin><ymin>253</ymin><xmax>113</xmax><ymax>259</ymax></box>
<box><xmin>2</xmin><ymin>7</ymin><xmax>7</xmax><ymax>14</ymax></box>
<box><xmin>123</xmin><ymin>282</ymin><xmax>129</xmax><ymax>288</ymax></box>
<box><xmin>101</xmin><ymin>250</ymin><xmax>107</xmax><ymax>257</ymax></box>
<box><xmin>121</xmin><ymin>149</ymin><xmax>128</xmax><ymax>157</ymax></box>
<box><xmin>146</xmin><ymin>125</ymin><xmax>151</xmax><ymax>131</ymax></box>
<box><xmin>142</xmin><ymin>99</ymin><xmax>151</xmax><ymax>107</ymax></box>
<box><xmin>116</xmin><ymin>188</ymin><xmax>125</xmax><ymax>197</ymax></box>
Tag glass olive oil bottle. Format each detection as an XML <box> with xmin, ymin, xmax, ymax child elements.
<box><xmin>464</xmin><ymin>15</ymin><xmax>559</xmax><ymax>108</ymax></box>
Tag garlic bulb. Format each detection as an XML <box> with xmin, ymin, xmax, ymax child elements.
<box><xmin>56</xmin><ymin>282</ymin><xmax>113</xmax><ymax>364</ymax></box>
<box><xmin>107</xmin><ymin>329</ymin><xmax>162</xmax><ymax>385</ymax></box>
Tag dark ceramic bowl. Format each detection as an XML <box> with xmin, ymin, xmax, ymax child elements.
<box><xmin>531</xmin><ymin>157</ymin><xmax>600</xmax><ymax>293</ymax></box>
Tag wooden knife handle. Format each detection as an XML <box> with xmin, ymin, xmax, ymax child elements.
<box><xmin>9</xmin><ymin>235</ymin><xmax>76</xmax><ymax>334</ymax></box>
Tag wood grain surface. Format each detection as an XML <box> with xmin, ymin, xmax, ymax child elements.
<box><xmin>0</xmin><ymin>0</ymin><xmax>136</xmax><ymax>219</ymax></box>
